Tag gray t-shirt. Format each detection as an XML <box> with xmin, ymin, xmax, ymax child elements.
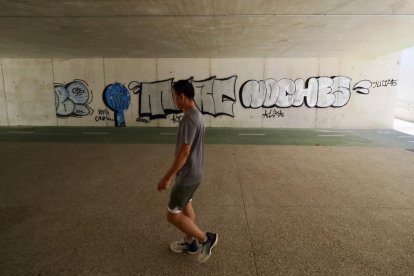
<box><xmin>175</xmin><ymin>107</ymin><xmax>205</xmax><ymax>186</ymax></box>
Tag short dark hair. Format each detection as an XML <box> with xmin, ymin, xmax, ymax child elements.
<box><xmin>173</xmin><ymin>80</ymin><xmax>194</xmax><ymax>100</ymax></box>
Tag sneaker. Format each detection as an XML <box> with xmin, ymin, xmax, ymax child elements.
<box><xmin>197</xmin><ymin>232</ymin><xmax>218</xmax><ymax>263</ymax></box>
<box><xmin>170</xmin><ymin>238</ymin><xmax>199</xmax><ymax>254</ymax></box>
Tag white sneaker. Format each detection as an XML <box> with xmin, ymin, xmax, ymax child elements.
<box><xmin>197</xmin><ymin>232</ymin><xmax>218</xmax><ymax>263</ymax></box>
<box><xmin>170</xmin><ymin>239</ymin><xmax>199</xmax><ymax>254</ymax></box>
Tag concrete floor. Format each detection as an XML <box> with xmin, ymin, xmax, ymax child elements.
<box><xmin>1</xmin><ymin>130</ymin><xmax>414</xmax><ymax>275</ymax></box>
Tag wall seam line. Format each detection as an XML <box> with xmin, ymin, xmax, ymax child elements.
<box><xmin>102</xmin><ymin>58</ymin><xmax>108</xmax><ymax>127</ymax></box>
<box><xmin>315</xmin><ymin>58</ymin><xmax>320</xmax><ymax>128</ymax></box>
<box><xmin>1</xmin><ymin>60</ymin><xmax>10</xmax><ymax>126</ymax></box>
<box><xmin>156</xmin><ymin>58</ymin><xmax>160</xmax><ymax>127</ymax></box>
<box><xmin>51</xmin><ymin>59</ymin><xmax>58</xmax><ymax>126</ymax></box>
<box><xmin>262</xmin><ymin>58</ymin><xmax>265</xmax><ymax>128</ymax></box>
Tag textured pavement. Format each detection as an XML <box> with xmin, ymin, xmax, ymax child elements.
<box><xmin>1</xmin><ymin>138</ymin><xmax>414</xmax><ymax>275</ymax></box>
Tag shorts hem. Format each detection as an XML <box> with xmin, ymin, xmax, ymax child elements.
<box><xmin>167</xmin><ymin>207</ymin><xmax>182</xmax><ymax>214</ymax></box>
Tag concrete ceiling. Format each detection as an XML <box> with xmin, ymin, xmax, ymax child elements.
<box><xmin>1</xmin><ymin>0</ymin><xmax>414</xmax><ymax>58</ymax></box>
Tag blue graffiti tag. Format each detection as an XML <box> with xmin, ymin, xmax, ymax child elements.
<box><xmin>103</xmin><ymin>83</ymin><xmax>131</xmax><ymax>127</ymax></box>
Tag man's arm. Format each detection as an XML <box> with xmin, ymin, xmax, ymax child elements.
<box><xmin>157</xmin><ymin>143</ymin><xmax>191</xmax><ymax>191</ymax></box>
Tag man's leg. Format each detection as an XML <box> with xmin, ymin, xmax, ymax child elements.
<box><xmin>167</xmin><ymin>186</ymin><xmax>217</xmax><ymax>262</ymax></box>
<box><xmin>183</xmin><ymin>201</ymin><xmax>196</xmax><ymax>241</ymax></box>
<box><xmin>168</xmin><ymin>185</ymin><xmax>207</xmax><ymax>242</ymax></box>
<box><xmin>167</xmin><ymin>210</ymin><xmax>207</xmax><ymax>243</ymax></box>
<box><xmin>183</xmin><ymin>201</ymin><xmax>195</xmax><ymax>221</ymax></box>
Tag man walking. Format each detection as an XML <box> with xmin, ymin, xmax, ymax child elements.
<box><xmin>157</xmin><ymin>79</ymin><xmax>218</xmax><ymax>263</ymax></box>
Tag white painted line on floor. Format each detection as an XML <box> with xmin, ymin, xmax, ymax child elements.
<box><xmin>398</xmin><ymin>136</ymin><xmax>411</xmax><ymax>138</ymax></box>
<box><xmin>238</xmin><ymin>133</ymin><xmax>266</xmax><ymax>136</ymax></box>
<box><xmin>318</xmin><ymin>134</ymin><xmax>346</xmax><ymax>137</ymax></box>
<box><xmin>408</xmin><ymin>141</ymin><xmax>414</xmax><ymax>143</ymax></box>
<box><xmin>160</xmin><ymin>133</ymin><xmax>176</xmax><ymax>135</ymax></box>
<box><xmin>318</xmin><ymin>130</ymin><xmax>354</xmax><ymax>133</ymax></box>
<box><xmin>8</xmin><ymin>131</ymin><xmax>34</xmax><ymax>134</ymax></box>
<box><xmin>82</xmin><ymin>132</ymin><xmax>109</xmax><ymax>135</ymax></box>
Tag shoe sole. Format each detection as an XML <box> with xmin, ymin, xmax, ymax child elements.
<box><xmin>198</xmin><ymin>234</ymin><xmax>218</xmax><ymax>263</ymax></box>
<box><xmin>170</xmin><ymin>244</ymin><xmax>199</xmax><ymax>255</ymax></box>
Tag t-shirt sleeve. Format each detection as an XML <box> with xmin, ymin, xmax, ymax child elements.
<box><xmin>179</xmin><ymin>118</ymin><xmax>196</xmax><ymax>145</ymax></box>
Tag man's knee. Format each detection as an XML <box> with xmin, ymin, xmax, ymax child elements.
<box><xmin>167</xmin><ymin>211</ymin><xmax>181</xmax><ymax>225</ymax></box>
<box><xmin>183</xmin><ymin>206</ymin><xmax>195</xmax><ymax>221</ymax></box>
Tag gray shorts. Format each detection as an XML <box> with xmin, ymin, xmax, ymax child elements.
<box><xmin>168</xmin><ymin>184</ymin><xmax>200</xmax><ymax>213</ymax></box>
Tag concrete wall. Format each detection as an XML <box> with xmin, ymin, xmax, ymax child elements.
<box><xmin>396</xmin><ymin>47</ymin><xmax>414</xmax><ymax>122</ymax></box>
<box><xmin>0</xmin><ymin>53</ymin><xmax>401</xmax><ymax>128</ymax></box>
<box><xmin>1</xmin><ymin>59</ymin><xmax>55</xmax><ymax>126</ymax></box>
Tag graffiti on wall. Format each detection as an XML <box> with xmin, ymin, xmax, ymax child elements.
<box><xmin>95</xmin><ymin>108</ymin><xmax>114</xmax><ymax>122</ymax></box>
<box><xmin>129</xmin><ymin>78</ymin><xmax>178</xmax><ymax>120</ymax></box>
<box><xmin>55</xmin><ymin>74</ymin><xmax>397</xmax><ymax>126</ymax></box>
<box><xmin>103</xmin><ymin>82</ymin><xmax>131</xmax><ymax>127</ymax></box>
<box><xmin>371</xmin><ymin>78</ymin><xmax>398</xmax><ymax>88</ymax></box>
<box><xmin>353</xmin><ymin>80</ymin><xmax>372</xmax><ymax>94</ymax></box>
<box><xmin>240</xmin><ymin>76</ymin><xmax>356</xmax><ymax>109</ymax></box>
<box><xmin>352</xmin><ymin>79</ymin><xmax>398</xmax><ymax>94</ymax></box>
<box><xmin>128</xmin><ymin>76</ymin><xmax>237</xmax><ymax>121</ymax></box>
<box><xmin>262</xmin><ymin>109</ymin><xmax>285</xmax><ymax>119</ymax></box>
<box><xmin>55</xmin><ymin>80</ymin><xmax>93</xmax><ymax>117</ymax></box>
<box><xmin>239</xmin><ymin>76</ymin><xmax>397</xmax><ymax>110</ymax></box>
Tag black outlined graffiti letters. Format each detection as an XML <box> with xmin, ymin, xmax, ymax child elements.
<box><xmin>193</xmin><ymin>77</ymin><xmax>215</xmax><ymax>115</ymax></box>
<box><xmin>240</xmin><ymin>76</ymin><xmax>352</xmax><ymax>109</ymax></box>
<box><xmin>55</xmin><ymin>79</ymin><xmax>93</xmax><ymax>118</ymax></box>
<box><xmin>347</xmin><ymin>78</ymin><xmax>397</xmax><ymax>95</ymax></box>
<box><xmin>353</xmin><ymin>80</ymin><xmax>372</xmax><ymax>94</ymax></box>
<box><xmin>129</xmin><ymin>79</ymin><xmax>178</xmax><ymax>120</ymax></box>
<box><xmin>193</xmin><ymin>76</ymin><xmax>237</xmax><ymax>117</ymax></box>
<box><xmin>316</xmin><ymin>77</ymin><xmax>351</xmax><ymax>107</ymax></box>
<box><xmin>129</xmin><ymin>76</ymin><xmax>237</xmax><ymax>120</ymax></box>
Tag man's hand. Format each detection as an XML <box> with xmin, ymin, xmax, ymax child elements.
<box><xmin>157</xmin><ymin>176</ymin><xmax>172</xmax><ymax>191</ymax></box>
<box><xmin>157</xmin><ymin>144</ymin><xmax>190</xmax><ymax>192</ymax></box>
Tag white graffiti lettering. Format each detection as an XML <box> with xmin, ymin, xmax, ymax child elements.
<box><xmin>55</xmin><ymin>79</ymin><xmax>94</xmax><ymax>118</ymax></box>
<box><xmin>240</xmin><ymin>76</ymin><xmax>352</xmax><ymax>108</ymax></box>
<box><xmin>353</xmin><ymin>80</ymin><xmax>372</xmax><ymax>94</ymax></box>
<box><xmin>129</xmin><ymin>76</ymin><xmax>237</xmax><ymax>120</ymax></box>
